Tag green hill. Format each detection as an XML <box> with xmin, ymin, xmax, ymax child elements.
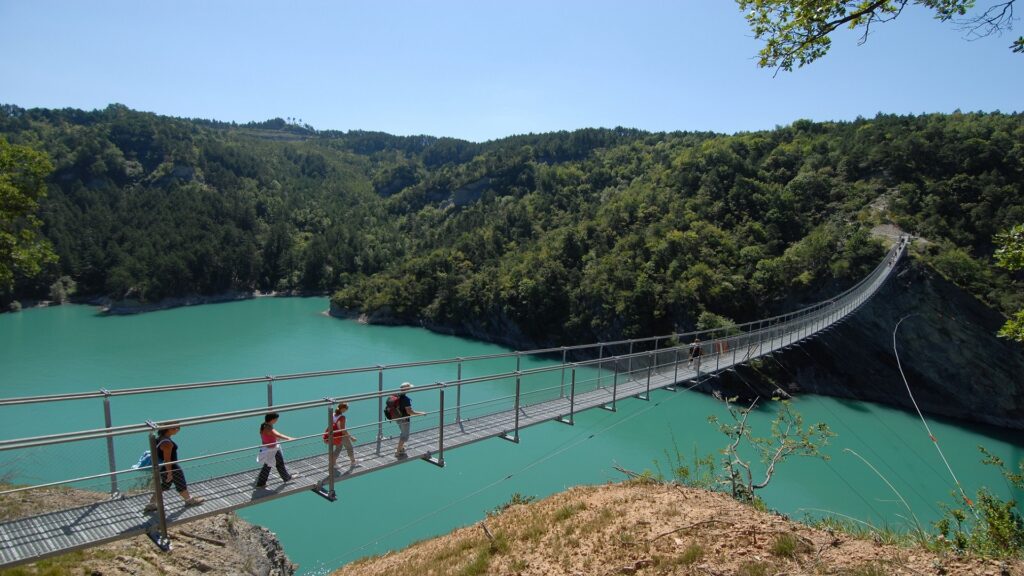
<box><xmin>2</xmin><ymin>105</ymin><xmax>1021</xmax><ymax>348</ymax></box>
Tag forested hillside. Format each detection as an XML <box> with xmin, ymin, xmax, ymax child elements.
<box><xmin>0</xmin><ymin>104</ymin><xmax>400</xmax><ymax>302</ymax></box>
<box><xmin>331</xmin><ymin>113</ymin><xmax>1023</xmax><ymax>346</ymax></box>
<box><xmin>1</xmin><ymin>105</ymin><xmax>1021</xmax><ymax>349</ymax></box>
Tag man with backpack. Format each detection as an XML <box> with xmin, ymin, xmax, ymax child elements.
<box><xmin>387</xmin><ymin>382</ymin><xmax>424</xmax><ymax>458</ymax></box>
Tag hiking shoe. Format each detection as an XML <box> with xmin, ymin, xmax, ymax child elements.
<box><xmin>184</xmin><ymin>497</ymin><xmax>205</xmax><ymax>506</ymax></box>
<box><xmin>143</xmin><ymin>502</ymin><xmax>158</xmax><ymax>513</ymax></box>
<box><xmin>282</xmin><ymin>475</ymin><xmax>293</xmax><ymax>483</ymax></box>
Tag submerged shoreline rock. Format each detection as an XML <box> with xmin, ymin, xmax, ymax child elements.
<box><xmin>65</xmin><ymin>290</ymin><xmax>324</xmax><ymax>315</ymax></box>
<box><xmin>96</xmin><ymin>291</ymin><xmax>257</xmax><ymax>314</ymax></box>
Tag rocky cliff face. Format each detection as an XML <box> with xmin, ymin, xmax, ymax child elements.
<box><xmin>704</xmin><ymin>258</ymin><xmax>1024</xmax><ymax>430</ymax></box>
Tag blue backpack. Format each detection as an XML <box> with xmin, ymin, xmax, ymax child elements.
<box><xmin>131</xmin><ymin>450</ymin><xmax>152</xmax><ymax>469</ymax></box>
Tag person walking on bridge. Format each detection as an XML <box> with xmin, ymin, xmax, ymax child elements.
<box><xmin>255</xmin><ymin>412</ymin><xmax>294</xmax><ymax>488</ymax></box>
<box><xmin>688</xmin><ymin>336</ymin><xmax>703</xmax><ymax>372</ymax></box>
<box><xmin>144</xmin><ymin>423</ymin><xmax>204</xmax><ymax>512</ymax></box>
<box><xmin>393</xmin><ymin>382</ymin><xmax>425</xmax><ymax>458</ymax></box>
<box><xmin>323</xmin><ymin>402</ymin><xmax>357</xmax><ymax>476</ymax></box>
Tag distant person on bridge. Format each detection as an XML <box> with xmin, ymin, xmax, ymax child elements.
<box><xmin>143</xmin><ymin>423</ymin><xmax>204</xmax><ymax>512</ymax></box>
<box><xmin>392</xmin><ymin>382</ymin><xmax>425</xmax><ymax>458</ymax></box>
<box><xmin>688</xmin><ymin>337</ymin><xmax>703</xmax><ymax>371</ymax></box>
<box><xmin>255</xmin><ymin>412</ymin><xmax>294</xmax><ymax>488</ymax></box>
<box><xmin>323</xmin><ymin>402</ymin><xmax>357</xmax><ymax>478</ymax></box>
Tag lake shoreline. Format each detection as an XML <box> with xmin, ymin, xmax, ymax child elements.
<box><xmin>8</xmin><ymin>290</ymin><xmax>330</xmax><ymax>315</ymax></box>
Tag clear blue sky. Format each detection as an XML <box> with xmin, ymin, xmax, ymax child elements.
<box><xmin>1</xmin><ymin>1</ymin><xmax>1020</xmax><ymax>142</ymax></box>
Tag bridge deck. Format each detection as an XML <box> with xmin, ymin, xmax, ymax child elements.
<box><xmin>0</xmin><ymin>342</ymin><xmax>773</xmax><ymax>567</ymax></box>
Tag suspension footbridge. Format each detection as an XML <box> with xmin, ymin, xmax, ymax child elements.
<box><xmin>0</xmin><ymin>237</ymin><xmax>908</xmax><ymax>568</ymax></box>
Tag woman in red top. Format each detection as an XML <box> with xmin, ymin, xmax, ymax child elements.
<box><xmin>255</xmin><ymin>412</ymin><xmax>294</xmax><ymax>488</ymax></box>
<box><xmin>326</xmin><ymin>402</ymin><xmax>357</xmax><ymax>468</ymax></box>
<box><xmin>320</xmin><ymin>402</ymin><xmax>357</xmax><ymax>490</ymax></box>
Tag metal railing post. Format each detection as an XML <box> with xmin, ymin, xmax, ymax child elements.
<box><xmin>513</xmin><ymin>373</ymin><xmax>520</xmax><ymax>442</ymax></box>
<box><xmin>558</xmin><ymin>366</ymin><xmax>577</xmax><ymax>425</ymax></box>
<box><xmin>602</xmin><ymin>357</ymin><xmax>618</xmax><ymax>411</ymax></box>
<box><xmin>434</xmin><ymin>387</ymin><xmax>446</xmax><ymax>466</ymax></box>
<box><xmin>715</xmin><ymin>331</ymin><xmax>721</xmax><ymax>372</ymax></box>
<box><xmin>266</xmin><ymin>376</ymin><xmax>274</xmax><ymax>407</ymax></box>
<box><xmin>596</xmin><ymin>344</ymin><xmax>604</xmax><ymax>388</ymax></box>
<box><xmin>667</xmin><ymin>348</ymin><xmax>679</xmax><ymax>392</ymax></box>
<box><xmin>101</xmin><ymin>389</ymin><xmax>119</xmax><ymax>498</ymax></box>
<box><xmin>375</xmin><ymin>366</ymin><xmax>384</xmax><ymax>455</ymax></box>
<box><xmin>502</xmin><ymin>372</ymin><xmax>521</xmax><ymax>443</ymax></box>
<box><xmin>627</xmin><ymin>341</ymin><xmax>634</xmax><ymax>378</ymax></box>
<box><xmin>325</xmin><ymin>401</ymin><xmax>337</xmax><ymax>500</ymax></box>
<box><xmin>695</xmin><ymin>344</ymin><xmax>702</xmax><ymax>382</ymax></box>
<box><xmin>758</xmin><ymin>321</ymin><xmax>764</xmax><ymax>356</ymax></box>
<box><xmin>570</xmin><ymin>367</ymin><xmax>576</xmax><ymax>423</ymax></box>
<box><xmin>147</xmin><ymin>432</ymin><xmax>170</xmax><ymax>550</ymax></box>
<box><xmin>428</xmin><ymin>383</ymin><xmax>448</xmax><ymax>463</ymax></box>
<box><xmin>640</xmin><ymin>354</ymin><xmax>651</xmax><ymax>400</ymax></box>
<box><xmin>560</xmin><ymin>347</ymin><xmax>567</xmax><ymax>398</ymax></box>
<box><xmin>653</xmin><ymin>338</ymin><xmax>660</xmax><ymax>374</ymax></box>
<box><xmin>456</xmin><ymin>359</ymin><xmax>463</xmax><ymax>425</ymax></box>
<box><xmin>613</xmin><ymin>365</ymin><xmax>619</xmax><ymax>408</ymax></box>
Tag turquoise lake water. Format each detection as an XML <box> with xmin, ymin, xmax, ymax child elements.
<box><xmin>1</xmin><ymin>298</ymin><xmax>1022</xmax><ymax>574</ymax></box>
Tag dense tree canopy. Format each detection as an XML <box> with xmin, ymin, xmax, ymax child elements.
<box><xmin>0</xmin><ymin>137</ymin><xmax>55</xmax><ymax>291</ymax></box>
<box><xmin>995</xmin><ymin>223</ymin><xmax>1024</xmax><ymax>341</ymax></box>
<box><xmin>1</xmin><ymin>105</ymin><xmax>1020</xmax><ymax>349</ymax></box>
<box><xmin>334</xmin><ymin>112</ymin><xmax>1024</xmax><ymax>346</ymax></box>
<box><xmin>739</xmin><ymin>0</ymin><xmax>1023</xmax><ymax>72</ymax></box>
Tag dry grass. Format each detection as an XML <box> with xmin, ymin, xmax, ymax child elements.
<box><xmin>335</xmin><ymin>482</ymin><xmax>1024</xmax><ymax>576</ymax></box>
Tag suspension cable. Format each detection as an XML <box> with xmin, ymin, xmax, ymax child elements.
<box><xmin>893</xmin><ymin>315</ymin><xmax>973</xmax><ymax>508</ymax></box>
<box><xmin>763</xmin><ymin>353</ymin><xmax>943</xmax><ymax>517</ymax></box>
